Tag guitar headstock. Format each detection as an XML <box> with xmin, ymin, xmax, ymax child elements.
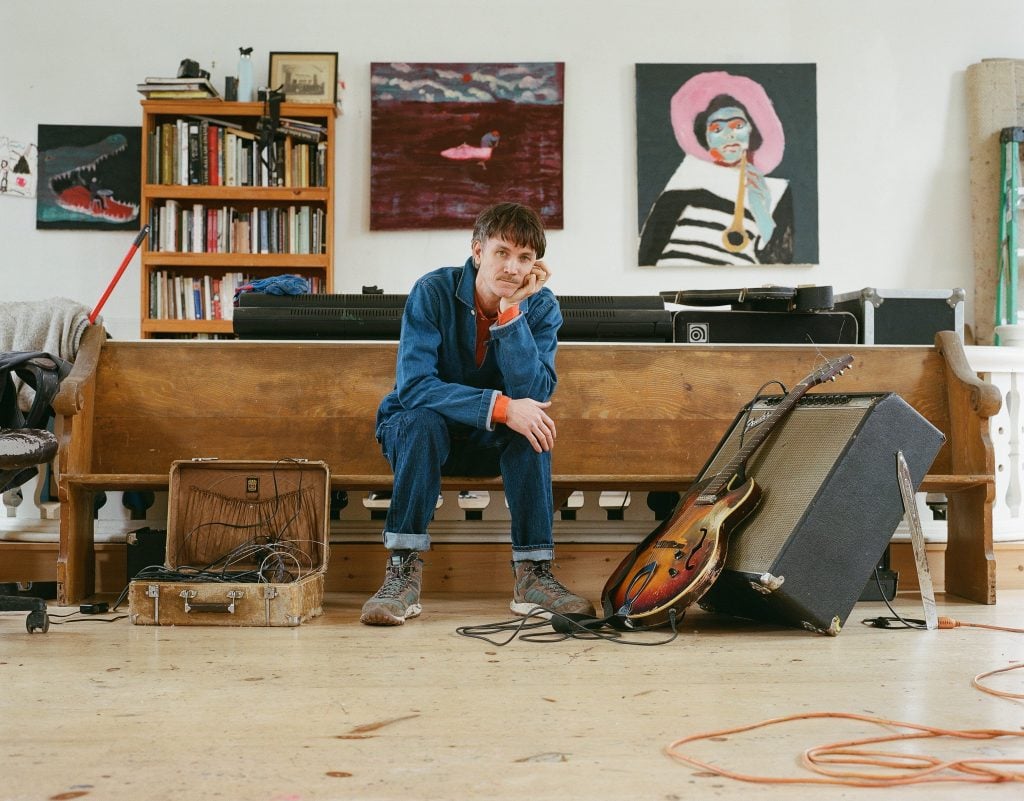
<box><xmin>809</xmin><ymin>354</ymin><xmax>854</xmax><ymax>387</ymax></box>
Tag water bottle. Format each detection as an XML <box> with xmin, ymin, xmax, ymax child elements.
<box><xmin>237</xmin><ymin>47</ymin><xmax>253</xmax><ymax>102</ymax></box>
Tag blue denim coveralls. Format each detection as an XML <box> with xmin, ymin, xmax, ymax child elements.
<box><xmin>375</xmin><ymin>257</ymin><xmax>563</xmax><ymax>561</ymax></box>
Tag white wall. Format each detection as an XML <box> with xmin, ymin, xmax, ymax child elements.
<box><xmin>1</xmin><ymin>0</ymin><xmax>1021</xmax><ymax>340</ymax></box>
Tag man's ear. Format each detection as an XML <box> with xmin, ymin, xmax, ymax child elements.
<box><xmin>471</xmin><ymin>239</ymin><xmax>482</xmax><ymax>266</ymax></box>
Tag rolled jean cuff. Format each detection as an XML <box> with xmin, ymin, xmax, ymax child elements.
<box><xmin>511</xmin><ymin>545</ymin><xmax>554</xmax><ymax>562</ymax></box>
<box><xmin>383</xmin><ymin>530</ymin><xmax>431</xmax><ymax>553</ymax></box>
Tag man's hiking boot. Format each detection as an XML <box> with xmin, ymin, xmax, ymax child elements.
<box><xmin>510</xmin><ymin>559</ymin><xmax>596</xmax><ymax>618</ymax></box>
<box><xmin>360</xmin><ymin>551</ymin><xmax>423</xmax><ymax>625</ymax></box>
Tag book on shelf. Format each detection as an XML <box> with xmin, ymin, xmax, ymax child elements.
<box><xmin>187</xmin><ymin>115</ymin><xmax>258</xmax><ymax>140</ymax></box>
<box><xmin>279</xmin><ymin>117</ymin><xmax>326</xmax><ymax>138</ymax></box>
<box><xmin>279</xmin><ymin>117</ymin><xmax>327</xmax><ymax>132</ymax></box>
<box><xmin>277</xmin><ymin>122</ymin><xmax>324</xmax><ymax>143</ymax></box>
<box><xmin>212</xmin><ymin>278</ymin><xmax>223</xmax><ymax>320</ymax></box>
<box><xmin>159</xmin><ymin>123</ymin><xmax>175</xmax><ymax>184</ymax></box>
<box><xmin>144</xmin><ymin>90</ymin><xmax>221</xmax><ymax>99</ymax></box>
<box><xmin>138</xmin><ymin>76</ymin><xmax>220</xmax><ymax>98</ymax></box>
<box><xmin>187</xmin><ymin>113</ymin><xmax>247</xmax><ymax>128</ymax></box>
<box><xmin>143</xmin><ymin>76</ymin><xmax>217</xmax><ymax>85</ymax></box>
<box><xmin>193</xmin><ymin>279</ymin><xmax>204</xmax><ymax>321</ymax></box>
<box><xmin>187</xmin><ymin>123</ymin><xmax>201</xmax><ymax>184</ymax></box>
<box><xmin>138</xmin><ymin>82</ymin><xmax>213</xmax><ymax>92</ymax></box>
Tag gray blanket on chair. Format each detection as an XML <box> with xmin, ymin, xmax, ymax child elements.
<box><xmin>0</xmin><ymin>297</ymin><xmax>94</xmax><ymax>412</ymax></box>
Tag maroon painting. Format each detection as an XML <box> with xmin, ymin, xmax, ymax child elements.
<box><xmin>370</xmin><ymin>62</ymin><xmax>564</xmax><ymax>230</ymax></box>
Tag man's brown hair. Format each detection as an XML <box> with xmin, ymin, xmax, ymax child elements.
<box><xmin>472</xmin><ymin>202</ymin><xmax>546</xmax><ymax>258</ymax></box>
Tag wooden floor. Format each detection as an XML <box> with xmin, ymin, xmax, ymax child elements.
<box><xmin>2</xmin><ymin>589</ymin><xmax>1023</xmax><ymax>800</ymax></box>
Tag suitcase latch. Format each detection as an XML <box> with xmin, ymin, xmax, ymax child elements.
<box><xmin>146</xmin><ymin>584</ymin><xmax>161</xmax><ymax>623</ymax></box>
<box><xmin>263</xmin><ymin>586</ymin><xmax>278</xmax><ymax>625</ymax></box>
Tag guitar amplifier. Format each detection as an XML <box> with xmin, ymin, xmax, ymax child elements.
<box><xmin>697</xmin><ymin>392</ymin><xmax>944</xmax><ymax>635</ymax></box>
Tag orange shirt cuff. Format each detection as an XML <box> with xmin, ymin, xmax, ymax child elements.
<box><xmin>497</xmin><ymin>305</ymin><xmax>520</xmax><ymax>325</ymax></box>
<box><xmin>492</xmin><ymin>393</ymin><xmax>510</xmax><ymax>425</ymax></box>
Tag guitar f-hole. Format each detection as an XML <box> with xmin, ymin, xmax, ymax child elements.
<box><xmin>685</xmin><ymin>528</ymin><xmax>708</xmax><ymax>570</ymax></box>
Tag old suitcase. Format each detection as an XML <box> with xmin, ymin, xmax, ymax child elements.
<box><xmin>128</xmin><ymin>459</ymin><xmax>330</xmax><ymax>627</ymax></box>
<box><xmin>834</xmin><ymin>287</ymin><xmax>965</xmax><ymax>344</ymax></box>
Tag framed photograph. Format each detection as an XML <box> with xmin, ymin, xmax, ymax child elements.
<box><xmin>268</xmin><ymin>51</ymin><xmax>338</xmax><ymax>104</ymax></box>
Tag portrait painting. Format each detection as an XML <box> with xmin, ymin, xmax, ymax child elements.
<box><xmin>636</xmin><ymin>63</ymin><xmax>818</xmax><ymax>267</ymax></box>
<box><xmin>370</xmin><ymin>62</ymin><xmax>564</xmax><ymax>230</ymax></box>
<box><xmin>36</xmin><ymin>124</ymin><xmax>141</xmax><ymax>230</ymax></box>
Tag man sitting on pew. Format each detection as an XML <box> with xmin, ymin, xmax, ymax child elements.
<box><xmin>361</xmin><ymin>202</ymin><xmax>596</xmax><ymax>625</ymax></box>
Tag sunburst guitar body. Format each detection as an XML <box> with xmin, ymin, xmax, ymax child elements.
<box><xmin>601</xmin><ymin>475</ymin><xmax>761</xmax><ymax>628</ymax></box>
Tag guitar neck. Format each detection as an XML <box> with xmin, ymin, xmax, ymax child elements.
<box><xmin>703</xmin><ymin>383</ymin><xmax>810</xmax><ymax>499</ymax></box>
<box><xmin>696</xmin><ymin>355</ymin><xmax>851</xmax><ymax>504</ymax></box>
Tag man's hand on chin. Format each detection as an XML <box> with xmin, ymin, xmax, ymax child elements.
<box><xmin>499</xmin><ymin>260</ymin><xmax>552</xmax><ymax>313</ymax></box>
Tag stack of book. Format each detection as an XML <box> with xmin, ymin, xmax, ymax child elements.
<box><xmin>278</xmin><ymin>117</ymin><xmax>327</xmax><ymax>142</ymax></box>
<box><xmin>137</xmin><ymin>76</ymin><xmax>220</xmax><ymax>100</ymax></box>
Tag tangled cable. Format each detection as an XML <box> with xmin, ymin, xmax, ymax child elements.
<box><xmin>665</xmin><ymin>710</ymin><xmax>1024</xmax><ymax>786</ymax></box>
<box><xmin>455</xmin><ymin>606</ymin><xmax>679</xmax><ymax>647</ymax></box>
<box><xmin>668</xmin><ymin>608</ymin><xmax>1024</xmax><ymax>786</ymax></box>
<box><xmin>972</xmin><ymin>662</ymin><xmax>1024</xmax><ymax>700</ymax></box>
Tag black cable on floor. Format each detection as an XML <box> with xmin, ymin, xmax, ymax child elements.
<box><xmin>861</xmin><ymin>567</ymin><xmax>926</xmax><ymax>629</ymax></box>
<box><xmin>456</xmin><ymin>606</ymin><xmax>680</xmax><ymax>646</ymax></box>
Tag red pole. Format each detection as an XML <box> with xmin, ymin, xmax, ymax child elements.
<box><xmin>89</xmin><ymin>225</ymin><xmax>150</xmax><ymax>325</ymax></box>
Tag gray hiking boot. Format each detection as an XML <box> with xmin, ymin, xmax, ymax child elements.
<box><xmin>510</xmin><ymin>559</ymin><xmax>596</xmax><ymax>618</ymax></box>
<box><xmin>360</xmin><ymin>551</ymin><xmax>423</xmax><ymax>626</ymax></box>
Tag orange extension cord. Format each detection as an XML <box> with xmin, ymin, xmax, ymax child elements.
<box><xmin>936</xmin><ymin>616</ymin><xmax>1024</xmax><ymax>701</ymax></box>
<box><xmin>665</xmin><ymin>616</ymin><xmax>1024</xmax><ymax>787</ymax></box>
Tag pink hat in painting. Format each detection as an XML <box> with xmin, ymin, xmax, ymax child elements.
<box><xmin>670</xmin><ymin>71</ymin><xmax>785</xmax><ymax>173</ymax></box>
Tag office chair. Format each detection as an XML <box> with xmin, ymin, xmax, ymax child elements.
<box><xmin>1</xmin><ymin>350</ymin><xmax>72</xmax><ymax>635</ymax></box>
<box><xmin>0</xmin><ymin>427</ymin><xmax>58</xmax><ymax>632</ymax></box>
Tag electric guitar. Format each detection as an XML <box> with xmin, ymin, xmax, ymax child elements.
<box><xmin>600</xmin><ymin>355</ymin><xmax>854</xmax><ymax>629</ymax></box>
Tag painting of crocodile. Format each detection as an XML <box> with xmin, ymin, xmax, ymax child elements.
<box><xmin>36</xmin><ymin>124</ymin><xmax>141</xmax><ymax>230</ymax></box>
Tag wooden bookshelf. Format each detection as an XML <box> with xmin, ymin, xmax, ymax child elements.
<box><xmin>138</xmin><ymin>99</ymin><xmax>336</xmax><ymax>338</ymax></box>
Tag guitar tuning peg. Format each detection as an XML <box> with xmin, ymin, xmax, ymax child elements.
<box><xmin>829</xmin><ymin>376</ymin><xmax>837</xmax><ymax>382</ymax></box>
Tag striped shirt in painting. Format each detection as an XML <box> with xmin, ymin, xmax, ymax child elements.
<box><xmin>642</xmin><ymin>157</ymin><xmax>788</xmax><ymax>267</ymax></box>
